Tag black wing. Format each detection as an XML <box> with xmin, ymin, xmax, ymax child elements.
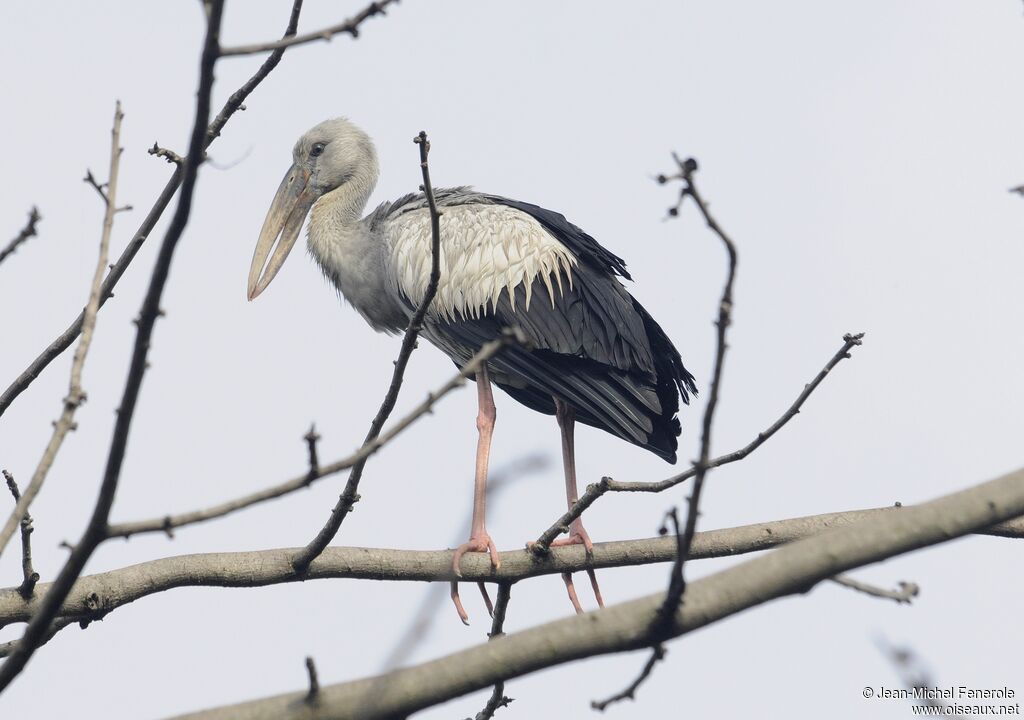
<box><xmin>427</xmin><ymin>197</ymin><xmax>696</xmax><ymax>463</ymax></box>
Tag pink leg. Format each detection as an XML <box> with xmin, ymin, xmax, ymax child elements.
<box><xmin>450</xmin><ymin>366</ymin><xmax>500</xmax><ymax>624</ymax></box>
<box><xmin>551</xmin><ymin>397</ymin><xmax>605</xmax><ymax>612</ymax></box>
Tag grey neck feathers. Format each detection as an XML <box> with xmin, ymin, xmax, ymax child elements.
<box><xmin>312</xmin><ymin>151</ymin><xmax>379</xmax><ymax>227</ymax></box>
<box><xmin>306</xmin><ymin>156</ymin><xmax>407</xmax><ymax>333</ymax></box>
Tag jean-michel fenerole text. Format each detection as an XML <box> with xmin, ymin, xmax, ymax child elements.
<box><xmin>877</xmin><ymin>687</ymin><xmax>1015</xmax><ymax>701</ymax></box>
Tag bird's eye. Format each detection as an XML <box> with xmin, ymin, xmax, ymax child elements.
<box><xmin>310</xmin><ymin>142</ymin><xmax>326</xmax><ymax>158</ymax></box>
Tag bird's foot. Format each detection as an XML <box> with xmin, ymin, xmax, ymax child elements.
<box><xmin>550</xmin><ymin>520</ymin><xmax>595</xmax><ymax>554</ymax></box>
<box><xmin>450</xmin><ymin>531</ymin><xmax>500</xmax><ymax>625</ymax></box>
<box><xmin>550</xmin><ymin>520</ymin><xmax>604</xmax><ymax>614</ymax></box>
<box><xmin>451</xmin><ymin>531</ymin><xmax>501</xmax><ymax>576</ymax></box>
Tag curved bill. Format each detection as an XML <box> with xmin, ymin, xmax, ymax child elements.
<box><xmin>247</xmin><ymin>164</ymin><xmax>317</xmax><ymax>300</ymax></box>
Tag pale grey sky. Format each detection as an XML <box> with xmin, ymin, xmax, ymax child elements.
<box><xmin>2</xmin><ymin>2</ymin><xmax>1023</xmax><ymax>718</ymax></box>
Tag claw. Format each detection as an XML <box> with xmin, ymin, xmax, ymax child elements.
<box><xmin>486</xmin><ymin>537</ymin><xmax>501</xmax><ymax>570</ymax></box>
<box><xmin>586</xmin><ymin>567</ymin><xmax>605</xmax><ymax>608</ymax></box>
<box><xmin>561</xmin><ymin>572</ymin><xmax>584</xmax><ymax>614</ymax></box>
<box><xmin>551</xmin><ymin>520</ymin><xmax>603</xmax><ymax>610</ymax></box>
<box><xmin>478</xmin><ymin>582</ymin><xmax>494</xmax><ymax>616</ymax></box>
<box><xmin>450</xmin><ymin>581</ymin><xmax>470</xmax><ymax>625</ymax></box>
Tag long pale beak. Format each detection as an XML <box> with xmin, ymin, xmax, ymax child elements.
<box><xmin>248</xmin><ymin>164</ymin><xmax>317</xmax><ymax>300</ymax></box>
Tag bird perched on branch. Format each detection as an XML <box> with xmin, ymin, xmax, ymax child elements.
<box><xmin>248</xmin><ymin>118</ymin><xmax>697</xmax><ymax>622</ymax></box>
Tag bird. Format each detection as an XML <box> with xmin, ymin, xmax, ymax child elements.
<box><xmin>247</xmin><ymin>118</ymin><xmax>697</xmax><ymax>623</ymax></box>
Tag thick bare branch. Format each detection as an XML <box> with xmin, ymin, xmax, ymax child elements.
<box><xmin>105</xmin><ymin>335</ymin><xmax>514</xmax><ymax>539</ymax></box>
<box><xmin>532</xmin><ymin>332</ymin><xmax>864</xmax><ymax>555</ymax></box>
<box><xmin>291</xmin><ymin>129</ymin><xmax>446</xmax><ymax>573</ymax></box>
<box><xmin>161</xmin><ymin>466</ymin><xmax>1024</xmax><ymax>720</ymax></box>
<box><xmin>0</xmin><ymin>103</ymin><xmax>124</xmax><ymax>560</ymax></box>
<box><xmin>219</xmin><ymin>0</ymin><xmax>397</xmax><ymax>57</ymax></box>
<box><xmin>0</xmin><ymin>0</ymin><xmax>306</xmax><ymax>421</ymax></box>
<box><xmin>0</xmin><ymin>6</ymin><xmax>225</xmax><ymax>692</ymax></box>
<box><xmin>4</xmin><ymin>503</ymin><xmax>1021</xmax><ymax>628</ymax></box>
<box><xmin>0</xmin><ymin>207</ymin><xmax>41</xmax><ymax>267</ymax></box>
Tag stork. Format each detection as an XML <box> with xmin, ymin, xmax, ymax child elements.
<box><xmin>247</xmin><ymin>118</ymin><xmax>697</xmax><ymax>622</ymax></box>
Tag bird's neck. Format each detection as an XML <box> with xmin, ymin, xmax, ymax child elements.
<box><xmin>305</xmin><ymin>161</ymin><xmax>407</xmax><ymax>334</ymax></box>
<box><xmin>311</xmin><ymin>159</ymin><xmax>378</xmax><ymax>227</ymax></box>
<box><xmin>307</xmin><ymin>161</ymin><xmax>377</xmax><ymax>276</ymax></box>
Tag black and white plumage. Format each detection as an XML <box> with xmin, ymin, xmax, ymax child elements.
<box><xmin>248</xmin><ymin>118</ymin><xmax>697</xmax><ymax>620</ymax></box>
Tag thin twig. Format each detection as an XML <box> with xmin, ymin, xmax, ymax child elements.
<box><xmin>654</xmin><ymin>155</ymin><xmax>737</xmax><ymax>616</ymax></box>
<box><xmin>0</xmin><ymin>207</ymin><xmax>41</xmax><ymax>267</ymax></box>
<box><xmin>0</xmin><ymin>618</ymin><xmax>76</xmax><ymax>660</ymax></box>
<box><xmin>291</xmin><ymin>129</ymin><xmax>446</xmax><ymax>574</ymax></box>
<box><xmin>529</xmin><ymin>332</ymin><xmax>864</xmax><ymax>555</ymax></box>
<box><xmin>602</xmin><ymin>156</ymin><xmax>739</xmax><ymax>707</ymax></box>
<box><xmin>304</xmin><ymin>657</ymin><xmax>319</xmax><ymax>704</ymax></box>
<box><xmin>591</xmin><ymin>645</ymin><xmax>665</xmax><ymax>711</ymax></box>
<box><xmin>220</xmin><ymin>0</ymin><xmax>397</xmax><ymax>57</ymax></box>
<box><xmin>472</xmin><ymin>583</ymin><xmax>514</xmax><ymax>720</ymax></box>
<box><xmin>651</xmin><ymin>510</ymin><xmax>685</xmax><ymax>633</ymax></box>
<box><xmin>3</xmin><ymin>471</ymin><xmax>38</xmax><ymax>598</ymax></box>
<box><xmin>0</xmin><ymin>102</ymin><xmax>125</xmax><ymax>560</ymax></box>
<box><xmin>0</xmin><ymin>5</ymin><xmax>225</xmax><ymax>693</ymax></box>
<box><xmin>148</xmin><ymin>143</ymin><xmax>183</xmax><ymax>166</ymax></box>
<box><xmin>105</xmin><ymin>336</ymin><xmax>514</xmax><ymax>539</ymax></box>
<box><xmin>303</xmin><ymin>424</ymin><xmax>321</xmax><ymax>481</ymax></box>
<box><xmin>832</xmin><ymin>575</ymin><xmax>919</xmax><ymax>604</ymax></box>
<box><xmin>83</xmin><ymin>170</ymin><xmax>109</xmax><ymax>204</ymax></box>
<box><xmin>0</xmin><ymin>0</ymin><xmax>306</xmax><ymax>421</ymax></box>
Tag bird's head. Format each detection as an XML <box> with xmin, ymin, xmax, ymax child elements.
<box><xmin>247</xmin><ymin>117</ymin><xmax>378</xmax><ymax>300</ymax></box>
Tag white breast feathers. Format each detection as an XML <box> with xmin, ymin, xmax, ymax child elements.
<box><xmin>386</xmin><ymin>204</ymin><xmax>577</xmax><ymax>322</ymax></box>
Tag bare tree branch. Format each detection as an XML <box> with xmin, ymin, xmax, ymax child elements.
<box><xmin>206</xmin><ymin>0</ymin><xmax>303</xmax><ymax>144</ymax></box>
<box><xmin>831</xmin><ymin>575</ymin><xmax>919</xmax><ymax>604</ymax></box>
<box><xmin>158</xmin><ymin>466</ymin><xmax>1024</xmax><ymax>720</ymax></box>
<box><xmin>3</xmin><ymin>471</ymin><xmax>38</xmax><ymax>599</ymax></box>
<box><xmin>0</xmin><ymin>0</ymin><xmax>306</xmax><ymax>421</ymax></box>
<box><xmin>0</xmin><ymin>103</ymin><xmax>125</xmax><ymax>560</ymax></box>
<box><xmin>472</xmin><ymin>583</ymin><xmax>514</xmax><ymax>720</ymax></box>
<box><xmin>291</xmin><ymin>129</ymin><xmax>447</xmax><ymax>574</ymax></box>
<box><xmin>591</xmin><ymin>644</ymin><xmax>665</xmax><ymax>711</ymax></box>
<box><xmin>0</xmin><ymin>207</ymin><xmax>41</xmax><ymax>267</ymax></box>
<box><xmin>303</xmin><ymin>656</ymin><xmax>319</xmax><ymax>704</ymax></box>
<box><xmin>531</xmin><ymin>331</ymin><xmax>864</xmax><ymax>554</ymax></box>
<box><xmin>3</xmin><ymin>503</ymin><xmax>1021</xmax><ymax>628</ymax></box>
<box><xmin>617</xmin><ymin>157</ymin><xmax>738</xmax><ymax>706</ymax></box>
<box><xmin>219</xmin><ymin>0</ymin><xmax>397</xmax><ymax>57</ymax></box>
<box><xmin>148</xmin><ymin>143</ymin><xmax>183</xmax><ymax>166</ymax></box>
<box><xmin>649</xmin><ymin>154</ymin><xmax>738</xmax><ymax>644</ymax></box>
<box><xmin>105</xmin><ymin>335</ymin><xmax>514</xmax><ymax>539</ymax></box>
<box><xmin>0</xmin><ymin>5</ymin><xmax>226</xmax><ymax>692</ymax></box>
<box><xmin>0</xmin><ymin>618</ymin><xmax>75</xmax><ymax>660</ymax></box>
